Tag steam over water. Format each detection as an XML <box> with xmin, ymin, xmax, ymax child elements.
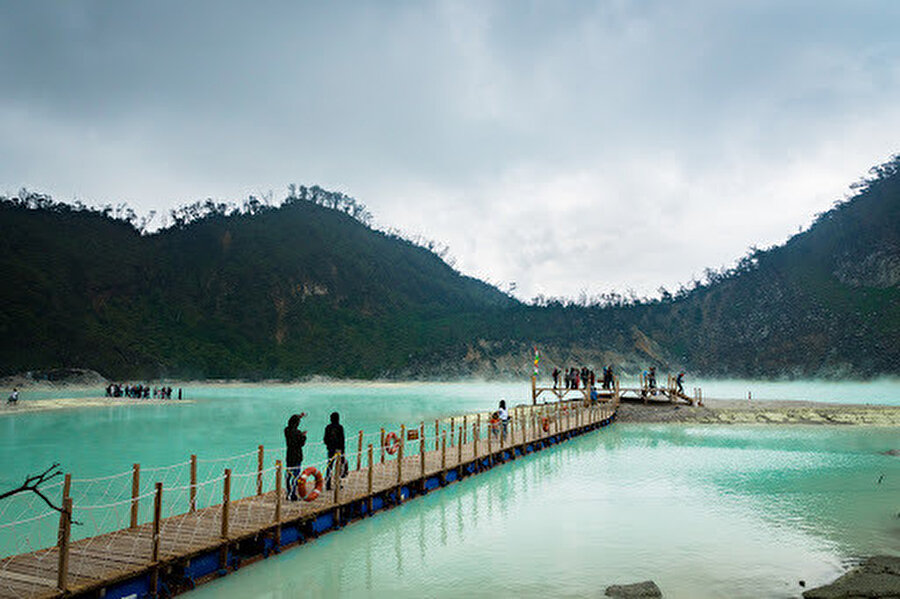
<box><xmin>2</xmin><ymin>380</ymin><xmax>899</xmax><ymax>598</ymax></box>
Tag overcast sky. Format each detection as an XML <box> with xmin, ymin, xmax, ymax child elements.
<box><xmin>2</xmin><ymin>1</ymin><xmax>899</xmax><ymax>300</ymax></box>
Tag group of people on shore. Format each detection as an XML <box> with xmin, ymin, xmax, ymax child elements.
<box><xmin>105</xmin><ymin>383</ymin><xmax>181</xmax><ymax>400</ymax></box>
<box><xmin>552</xmin><ymin>366</ymin><xmax>616</xmax><ymax>390</ymax></box>
<box><xmin>283</xmin><ymin>411</ymin><xmax>348</xmax><ymax>501</ymax></box>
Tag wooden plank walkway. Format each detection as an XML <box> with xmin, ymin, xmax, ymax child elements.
<box><xmin>0</xmin><ymin>401</ymin><xmax>616</xmax><ymax>599</ymax></box>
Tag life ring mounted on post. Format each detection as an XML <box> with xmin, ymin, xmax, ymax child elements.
<box><xmin>384</xmin><ymin>431</ymin><xmax>401</xmax><ymax>455</ymax></box>
<box><xmin>541</xmin><ymin>416</ymin><xmax>550</xmax><ymax>433</ymax></box>
<box><xmin>489</xmin><ymin>412</ymin><xmax>500</xmax><ymax>435</ymax></box>
<box><xmin>298</xmin><ymin>466</ymin><xmax>324</xmax><ymax>502</ymax></box>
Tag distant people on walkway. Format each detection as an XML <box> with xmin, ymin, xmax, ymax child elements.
<box><xmin>498</xmin><ymin>400</ymin><xmax>510</xmax><ymax>440</ymax></box>
<box><xmin>324</xmin><ymin>412</ymin><xmax>347</xmax><ymax>491</ymax></box>
<box><xmin>284</xmin><ymin>413</ymin><xmax>307</xmax><ymax>501</ymax></box>
<box><xmin>553</xmin><ymin>366</ymin><xmax>608</xmax><ymax>392</ymax></box>
<box><xmin>648</xmin><ymin>367</ymin><xmax>657</xmax><ymax>390</ymax></box>
<box><xmin>106</xmin><ymin>383</ymin><xmax>173</xmax><ymax>399</ymax></box>
<box><xmin>602</xmin><ymin>365</ymin><xmax>613</xmax><ymax>390</ymax></box>
<box><xmin>676</xmin><ymin>372</ymin><xmax>685</xmax><ymax>395</ymax></box>
<box><xmin>6</xmin><ymin>388</ymin><xmax>18</xmax><ymax>405</ymax></box>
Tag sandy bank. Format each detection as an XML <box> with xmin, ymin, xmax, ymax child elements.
<box><xmin>0</xmin><ymin>397</ymin><xmax>193</xmax><ymax>416</ymax></box>
<box><xmin>616</xmin><ymin>398</ymin><xmax>900</xmax><ymax>425</ymax></box>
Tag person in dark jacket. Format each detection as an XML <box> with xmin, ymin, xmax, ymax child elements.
<box><xmin>284</xmin><ymin>413</ymin><xmax>307</xmax><ymax>500</ymax></box>
<box><xmin>324</xmin><ymin>411</ymin><xmax>346</xmax><ymax>491</ymax></box>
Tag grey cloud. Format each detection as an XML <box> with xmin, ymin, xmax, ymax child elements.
<box><xmin>2</xmin><ymin>1</ymin><xmax>899</xmax><ymax>298</ymax></box>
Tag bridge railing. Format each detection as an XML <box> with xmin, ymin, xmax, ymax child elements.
<box><xmin>0</xmin><ymin>400</ymin><xmax>615</xmax><ymax>598</ymax></box>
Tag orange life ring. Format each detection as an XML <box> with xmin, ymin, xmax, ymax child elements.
<box><xmin>384</xmin><ymin>432</ymin><xmax>401</xmax><ymax>455</ymax></box>
<box><xmin>541</xmin><ymin>416</ymin><xmax>550</xmax><ymax>432</ymax></box>
<box><xmin>298</xmin><ymin>466</ymin><xmax>323</xmax><ymax>502</ymax></box>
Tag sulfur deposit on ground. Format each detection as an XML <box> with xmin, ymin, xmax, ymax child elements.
<box><xmin>616</xmin><ymin>398</ymin><xmax>900</xmax><ymax>426</ymax></box>
<box><xmin>0</xmin><ymin>396</ymin><xmax>192</xmax><ymax>415</ymax></box>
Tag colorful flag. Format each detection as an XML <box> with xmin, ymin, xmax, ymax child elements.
<box><xmin>533</xmin><ymin>346</ymin><xmax>540</xmax><ymax>376</ymax></box>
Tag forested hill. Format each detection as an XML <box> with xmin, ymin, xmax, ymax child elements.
<box><xmin>0</xmin><ymin>191</ymin><xmax>513</xmax><ymax>379</ymax></box>
<box><xmin>1</xmin><ymin>156</ymin><xmax>898</xmax><ymax>381</ymax></box>
<box><xmin>650</xmin><ymin>156</ymin><xmax>900</xmax><ymax>377</ymax></box>
<box><xmin>501</xmin><ymin>155</ymin><xmax>900</xmax><ymax>379</ymax></box>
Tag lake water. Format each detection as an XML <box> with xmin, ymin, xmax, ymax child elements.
<box><xmin>2</xmin><ymin>379</ymin><xmax>899</xmax><ymax>598</ymax></box>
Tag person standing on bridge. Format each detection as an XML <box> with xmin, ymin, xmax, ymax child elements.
<box><xmin>552</xmin><ymin>368</ymin><xmax>560</xmax><ymax>389</ymax></box>
<box><xmin>324</xmin><ymin>412</ymin><xmax>346</xmax><ymax>491</ymax></box>
<box><xmin>498</xmin><ymin>400</ymin><xmax>510</xmax><ymax>441</ymax></box>
<box><xmin>284</xmin><ymin>413</ymin><xmax>307</xmax><ymax>501</ymax></box>
<box><xmin>676</xmin><ymin>371</ymin><xmax>685</xmax><ymax>395</ymax></box>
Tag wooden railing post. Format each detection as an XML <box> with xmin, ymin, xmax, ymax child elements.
<box><xmin>367</xmin><ymin>444</ymin><xmax>374</xmax><ymax>510</ymax></box>
<box><xmin>152</xmin><ymin>482</ymin><xmax>162</xmax><ymax>561</ymax></box>
<box><xmin>150</xmin><ymin>482</ymin><xmax>162</xmax><ymax>595</ymax></box>
<box><xmin>130</xmin><ymin>463</ymin><xmax>140</xmax><ymax>529</ymax></box>
<box><xmin>274</xmin><ymin>460</ymin><xmax>282</xmax><ymax>545</ymax></box>
<box><xmin>420</xmin><ymin>425</ymin><xmax>426</xmax><ymax>479</ymax></box>
<box><xmin>434</xmin><ymin>420</ymin><xmax>440</xmax><ymax>451</ymax></box>
<box><xmin>463</xmin><ymin>415</ymin><xmax>467</xmax><ymax>444</ymax></box>
<box><xmin>274</xmin><ymin>461</ymin><xmax>282</xmax><ymax>523</ymax></box>
<box><xmin>473</xmin><ymin>423</ymin><xmax>478</xmax><ymax>458</ymax></box>
<box><xmin>380</xmin><ymin>428</ymin><xmax>386</xmax><ymax>463</ymax></box>
<box><xmin>333</xmin><ymin>452</ymin><xmax>342</xmax><ymax>525</ymax></box>
<box><xmin>451</xmin><ymin>418</ymin><xmax>455</xmax><ymax>446</ymax></box>
<box><xmin>56</xmin><ymin>497</ymin><xmax>72</xmax><ymax>592</ymax></box>
<box><xmin>487</xmin><ymin>419</ymin><xmax>492</xmax><ymax>461</ymax></box>
<box><xmin>357</xmin><ymin>431</ymin><xmax>363</xmax><ymax>470</ymax></box>
<box><xmin>190</xmin><ymin>454</ymin><xmax>197</xmax><ymax>512</ymax></box>
<box><xmin>221</xmin><ymin>468</ymin><xmax>231</xmax><ymax>539</ymax></box>
<box><xmin>257</xmin><ymin>445</ymin><xmax>264</xmax><ymax>496</ymax></box>
<box><xmin>458</xmin><ymin>428</ymin><xmax>463</xmax><ymax>465</ymax></box>
<box><xmin>57</xmin><ymin>474</ymin><xmax>71</xmax><ymax>548</ymax></box>
<box><xmin>441</xmin><ymin>432</ymin><xmax>447</xmax><ymax>471</ymax></box>
<box><xmin>397</xmin><ymin>425</ymin><xmax>405</xmax><ymax>485</ymax></box>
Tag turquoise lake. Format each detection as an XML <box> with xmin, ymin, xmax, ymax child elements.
<box><xmin>1</xmin><ymin>379</ymin><xmax>899</xmax><ymax>598</ymax></box>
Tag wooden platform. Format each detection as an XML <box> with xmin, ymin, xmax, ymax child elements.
<box><xmin>0</xmin><ymin>401</ymin><xmax>616</xmax><ymax>599</ymax></box>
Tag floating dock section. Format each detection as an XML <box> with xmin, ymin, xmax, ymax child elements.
<box><xmin>0</xmin><ymin>400</ymin><xmax>616</xmax><ymax>598</ymax></box>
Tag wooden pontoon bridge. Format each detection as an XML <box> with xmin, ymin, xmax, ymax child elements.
<box><xmin>0</xmin><ymin>398</ymin><xmax>617</xmax><ymax>599</ymax></box>
<box><xmin>531</xmin><ymin>374</ymin><xmax>702</xmax><ymax>406</ymax></box>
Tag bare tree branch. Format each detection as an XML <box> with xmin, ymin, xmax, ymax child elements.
<box><xmin>0</xmin><ymin>463</ymin><xmax>79</xmax><ymax>523</ymax></box>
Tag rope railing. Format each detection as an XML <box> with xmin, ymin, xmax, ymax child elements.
<box><xmin>0</xmin><ymin>399</ymin><xmax>616</xmax><ymax>598</ymax></box>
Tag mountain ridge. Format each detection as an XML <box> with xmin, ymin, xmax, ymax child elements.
<box><xmin>1</xmin><ymin>156</ymin><xmax>898</xmax><ymax>380</ymax></box>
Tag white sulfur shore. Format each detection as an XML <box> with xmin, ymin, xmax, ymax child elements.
<box><xmin>0</xmin><ymin>396</ymin><xmax>192</xmax><ymax>415</ymax></box>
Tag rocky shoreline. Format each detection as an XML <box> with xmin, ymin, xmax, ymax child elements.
<box><xmin>615</xmin><ymin>398</ymin><xmax>900</xmax><ymax>426</ymax></box>
<box><xmin>803</xmin><ymin>556</ymin><xmax>900</xmax><ymax>598</ymax></box>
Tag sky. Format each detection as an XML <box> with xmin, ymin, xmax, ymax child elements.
<box><xmin>1</xmin><ymin>1</ymin><xmax>899</xmax><ymax>300</ymax></box>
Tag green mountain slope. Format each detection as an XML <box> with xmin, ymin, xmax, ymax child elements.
<box><xmin>0</xmin><ymin>196</ymin><xmax>512</xmax><ymax>379</ymax></box>
<box><xmin>1</xmin><ymin>156</ymin><xmax>898</xmax><ymax>380</ymax></box>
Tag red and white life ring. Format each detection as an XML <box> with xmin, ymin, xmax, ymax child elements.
<box><xmin>541</xmin><ymin>417</ymin><xmax>550</xmax><ymax>433</ymax></box>
<box><xmin>490</xmin><ymin>413</ymin><xmax>500</xmax><ymax>435</ymax></box>
<box><xmin>298</xmin><ymin>466</ymin><xmax>324</xmax><ymax>502</ymax></box>
<box><xmin>384</xmin><ymin>431</ymin><xmax>401</xmax><ymax>455</ymax></box>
